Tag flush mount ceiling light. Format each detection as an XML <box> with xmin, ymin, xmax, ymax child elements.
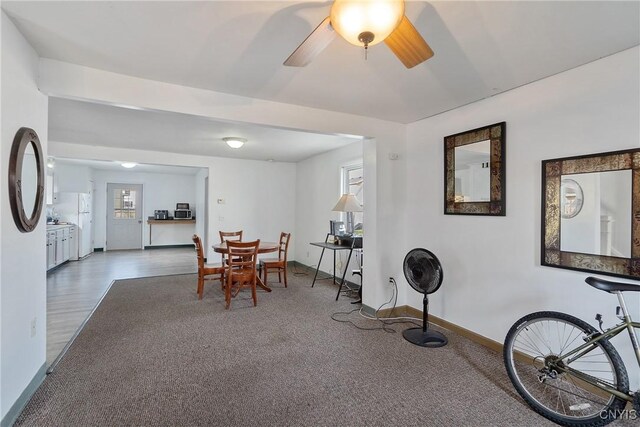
<box><xmin>121</xmin><ymin>162</ymin><xmax>137</xmax><ymax>169</ymax></box>
<box><xmin>284</xmin><ymin>0</ymin><xmax>433</xmax><ymax>68</ymax></box>
<box><xmin>223</xmin><ymin>137</ymin><xmax>246</xmax><ymax>149</ymax></box>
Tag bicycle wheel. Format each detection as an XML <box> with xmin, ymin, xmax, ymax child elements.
<box><xmin>504</xmin><ymin>311</ymin><xmax>629</xmax><ymax>426</ymax></box>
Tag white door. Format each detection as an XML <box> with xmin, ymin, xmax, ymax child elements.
<box><xmin>106</xmin><ymin>183</ymin><xmax>143</xmax><ymax>250</ymax></box>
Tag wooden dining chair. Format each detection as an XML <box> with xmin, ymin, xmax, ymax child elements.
<box><xmin>260</xmin><ymin>232</ymin><xmax>291</xmax><ymax>288</ymax></box>
<box><xmin>225</xmin><ymin>239</ymin><xmax>260</xmax><ymax>309</ymax></box>
<box><xmin>219</xmin><ymin>230</ymin><xmax>243</xmax><ymax>265</ymax></box>
<box><xmin>192</xmin><ymin>235</ymin><xmax>226</xmax><ymax>300</ymax></box>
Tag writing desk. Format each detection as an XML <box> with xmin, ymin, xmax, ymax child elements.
<box><xmin>310</xmin><ymin>234</ymin><xmax>360</xmax><ymax>301</ymax></box>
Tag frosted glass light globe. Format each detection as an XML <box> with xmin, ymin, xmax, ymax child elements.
<box><xmin>330</xmin><ymin>0</ymin><xmax>405</xmax><ymax>47</ymax></box>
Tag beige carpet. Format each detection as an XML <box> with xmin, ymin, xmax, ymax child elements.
<box><xmin>16</xmin><ymin>273</ymin><xmax>567</xmax><ymax>426</ymax></box>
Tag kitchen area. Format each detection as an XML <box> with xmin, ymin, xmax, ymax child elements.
<box><xmin>44</xmin><ymin>158</ymin><xmax>207</xmax><ymax>366</ymax></box>
<box><xmin>46</xmin><ymin>192</ymin><xmax>93</xmax><ymax>271</ymax></box>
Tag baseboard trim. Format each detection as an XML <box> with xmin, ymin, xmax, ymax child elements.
<box><xmin>374</xmin><ymin>305</ymin><xmax>503</xmax><ymax>354</ymax></box>
<box><xmin>45</xmin><ymin>260</ymin><xmax>69</xmax><ymax>274</ymax></box>
<box><xmin>1</xmin><ymin>362</ymin><xmax>47</xmax><ymax>427</ymax></box>
<box><xmin>144</xmin><ymin>244</ymin><xmax>193</xmax><ymax>250</ymax></box>
<box><xmin>292</xmin><ymin>261</ymin><xmax>361</xmax><ymax>288</ymax></box>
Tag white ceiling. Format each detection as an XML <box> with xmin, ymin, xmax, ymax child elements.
<box><xmin>3</xmin><ymin>1</ymin><xmax>639</xmax><ymax>163</ymax></box>
<box><xmin>48</xmin><ymin>98</ymin><xmax>362</xmax><ymax>162</ymax></box>
<box><xmin>4</xmin><ymin>1</ymin><xmax>638</xmax><ymax>124</ymax></box>
<box><xmin>54</xmin><ymin>157</ymin><xmax>205</xmax><ymax>175</ymax></box>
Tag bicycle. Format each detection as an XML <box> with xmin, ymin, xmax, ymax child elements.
<box><xmin>503</xmin><ymin>276</ymin><xmax>640</xmax><ymax>426</ymax></box>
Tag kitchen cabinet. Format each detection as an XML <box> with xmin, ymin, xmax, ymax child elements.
<box><xmin>47</xmin><ymin>225</ymin><xmax>74</xmax><ymax>271</ymax></box>
<box><xmin>62</xmin><ymin>228</ymin><xmax>70</xmax><ymax>261</ymax></box>
<box><xmin>46</xmin><ymin>173</ymin><xmax>58</xmax><ymax>205</ymax></box>
<box><xmin>46</xmin><ymin>231</ymin><xmax>56</xmax><ymax>270</ymax></box>
<box><xmin>55</xmin><ymin>229</ymin><xmax>64</xmax><ymax>265</ymax></box>
<box><xmin>68</xmin><ymin>226</ymin><xmax>77</xmax><ymax>261</ymax></box>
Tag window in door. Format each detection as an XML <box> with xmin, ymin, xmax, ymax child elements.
<box><xmin>113</xmin><ymin>189</ymin><xmax>137</xmax><ymax>219</ymax></box>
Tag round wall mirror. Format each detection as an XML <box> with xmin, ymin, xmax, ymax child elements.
<box><xmin>560</xmin><ymin>178</ymin><xmax>584</xmax><ymax>219</ymax></box>
<box><xmin>9</xmin><ymin>127</ymin><xmax>45</xmax><ymax>232</ymax></box>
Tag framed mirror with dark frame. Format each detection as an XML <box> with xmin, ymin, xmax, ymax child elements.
<box><xmin>8</xmin><ymin>127</ymin><xmax>45</xmax><ymax>233</ymax></box>
<box><xmin>444</xmin><ymin>122</ymin><xmax>506</xmax><ymax>216</ymax></box>
<box><xmin>541</xmin><ymin>148</ymin><xmax>640</xmax><ymax>279</ymax></box>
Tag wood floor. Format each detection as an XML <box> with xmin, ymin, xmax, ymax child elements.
<box><xmin>47</xmin><ymin>247</ymin><xmax>197</xmax><ymax>365</ymax></box>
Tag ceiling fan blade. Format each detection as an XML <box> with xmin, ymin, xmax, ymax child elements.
<box><xmin>384</xmin><ymin>16</ymin><xmax>434</xmax><ymax>69</ymax></box>
<box><xmin>284</xmin><ymin>17</ymin><xmax>336</xmax><ymax>67</ymax></box>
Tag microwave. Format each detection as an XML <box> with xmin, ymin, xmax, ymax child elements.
<box><xmin>174</xmin><ymin>209</ymin><xmax>192</xmax><ymax>219</ymax></box>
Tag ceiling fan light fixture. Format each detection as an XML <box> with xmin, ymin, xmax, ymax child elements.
<box><xmin>330</xmin><ymin>0</ymin><xmax>405</xmax><ymax>47</ymax></box>
<box><xmin>223</xmin><ymin>137</ymin><xmax>246</xmax><ymax>149</ymax></box>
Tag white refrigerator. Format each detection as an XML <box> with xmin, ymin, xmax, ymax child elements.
<box><xmin>57</xmin><ymin>192</ymin><xmax>93</xmax><ymax>259</ymax></box>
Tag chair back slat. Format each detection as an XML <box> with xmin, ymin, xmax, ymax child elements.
<box><xmin>278</xmin><ymin>232</ymin><xmax>291</xmax><ymax>261</ymax></box>
<box><xmin>192</xmin><ymin>234</ymin><xmax>205</xmax><ymax>269</ymax></box>
<box><xmin>226</xmin><ymin>239</ymin><xmax>260</xmax><ymax>270</ymax></box>
<box><xmin>219</xmin><ymin>230</ymin><xmax>243</xmax><ymax>243</ymax></box>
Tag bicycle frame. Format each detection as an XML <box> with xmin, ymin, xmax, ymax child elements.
<box><xmin>550</xmin><ymin>291</ymin><xmax>640</xmax><ymax>403</ymax></box>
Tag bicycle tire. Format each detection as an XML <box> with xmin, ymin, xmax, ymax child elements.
<box><xmin>504</xmin><ymin>311</ymin><xmax>629</xmax><ymax>427</ymax></box>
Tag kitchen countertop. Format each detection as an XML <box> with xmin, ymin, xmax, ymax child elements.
<box><xmin>46</xmin><ymin>223</ymin><xmax>76</xmax><ymax>230</ymax></box>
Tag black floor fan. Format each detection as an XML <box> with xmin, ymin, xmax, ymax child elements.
<box><xmin>402</xmin><ymin>248</ymin><xmax>447</xmax><ymax>348</ymax></box>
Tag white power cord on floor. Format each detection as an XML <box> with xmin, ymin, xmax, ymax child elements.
<box><xmin>331</xmin><ymin>277</ymin><xmax>421</xmax><ymax>333</ymax></box>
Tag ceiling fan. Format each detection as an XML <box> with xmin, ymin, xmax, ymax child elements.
<box><xmin>284</xmin><ymin>0</ymin><xmax>434</xmax><ymax>69</ymax></box>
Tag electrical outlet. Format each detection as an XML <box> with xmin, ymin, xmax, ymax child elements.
<box><xmin>30</xmin><ymin>317</ymin><xmax>37</xmax><ymax>337</ymax></box>
<box><xmin>218</xmin><ymin>216</ymin><xmax>224</xmax><ymax>221</ymax></box>
<box><xmin>388</xmin><ymin>277</ymin><xmax>395</xmax><ymax>286</ymax></box>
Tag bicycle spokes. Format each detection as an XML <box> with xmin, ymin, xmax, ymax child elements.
<box><xmin>505</xmin><ymin>314</ymin><xmax>626</xmax><ymax>424</ymax></box>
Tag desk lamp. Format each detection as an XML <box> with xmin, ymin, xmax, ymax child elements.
<box><xmin>332</xmin><ymin>194</ymin><xmax>362</xmax><ymax>235</ymax></box>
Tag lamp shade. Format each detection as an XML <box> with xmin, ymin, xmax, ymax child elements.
<box><xmin>332</xmin><ymin>194</ymin><xmax>363</xmax><ymax>212</ymax></box>
<box><xmin>330</xmin><ymin>0</ymin><xmax>405</xmax><ymax>47</ymax></box>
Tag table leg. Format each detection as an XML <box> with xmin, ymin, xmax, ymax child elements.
<box><xmin>256</xmin><ymin>274</ymin><xmax>272</xmax><ymax>292</ymax></box>
<box><xmin>333</xmin><ymin>250</ymin><xmax>336</xmax><ymax>285</ymax></box>
<box><xmin>311</xmin><ymin>247</ymin><xmax>326</xmax><ymax>288</ymax></box>
<box><xmin>336</xmin><ymin>248</ymin><xmax>354</xmax><ymax>301</ymax></box>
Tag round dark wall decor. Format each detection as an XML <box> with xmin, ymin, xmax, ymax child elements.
<box><xmin>8</xmin><ymin>127</ymin><xmax>45</xmax><ymax>233</ymax></box>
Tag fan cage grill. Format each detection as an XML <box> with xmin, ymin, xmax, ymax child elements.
<box><xmin>403</xmin><ymin>248</ymin><xmax>443</xmax><ymax>294</ymax></box>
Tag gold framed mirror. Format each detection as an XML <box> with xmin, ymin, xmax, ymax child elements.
<box><xmin>444</xmin><ymin>122</ymin><xmax>506</xmax><ymax>215</ymax></box>
<box><xmin>542</xmin><ymin>148</ymin><xmax>640</xmax><ymax>279</ymax></box>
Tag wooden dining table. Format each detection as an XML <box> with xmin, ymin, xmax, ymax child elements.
<box><xmin>212</xmin><ymin>241</ymin><xmax>278</xmax><ymax>292</ymax></box>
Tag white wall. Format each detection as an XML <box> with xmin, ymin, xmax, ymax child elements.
<box><xmin>561</xmin><ymin>173</ymin><xmax>600</xmax><ymax>254</ymax></box>
<box><xmin>91</xmin><ymin>169</ymin><xmax>200</xmax><ymax>248</ymax></box>
<box><xmin>0</xmin><ymin>11</ymin><xmax>49</xmax><ymax>419</ymax></box>
<box><xmin>600</xmin><ymin>170</ymin><xmax>632</xmax><ymax>257</ymax></box>
<box><xmin>39</xmin><ymin>59</ymin><xmax>408</xmax><ymax>309</ymax></box>
<box><xmin>54</xmin><ymin>163</ymin><xmax>92</xmax><ymax>193</ymax></box>
<box><xmin>295</xmin><ymin>141</ymin><xmax>364</xmax><ymax>281</ymax></box>
<box><xmin>49</xmin><ymin>142</ymin><xmax>297</xmax><ymax>261</ymax></box>
<box><xmin>195</xmin><ymin>169</ymin><xmax>208</xmax><ymax>250</ymax></box>
<box><xmin>404</xmin><ymin>47</ymin><xmax>640</xmax><ymax>387</ymax></box>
